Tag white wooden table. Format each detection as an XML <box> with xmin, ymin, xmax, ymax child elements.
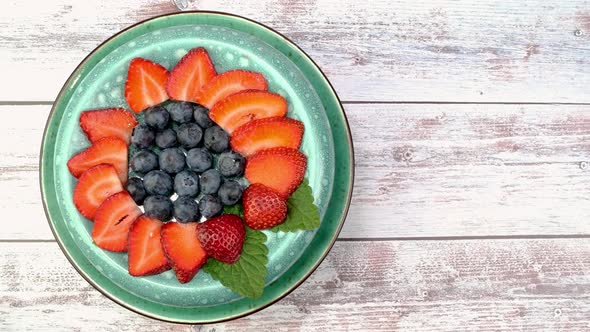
<box><xmin>2</xmin><ymin>0</ymin><xmax>590</xmax><ymax>330</ymax></box>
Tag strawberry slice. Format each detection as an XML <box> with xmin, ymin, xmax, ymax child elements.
<box><xmin>128</xmin><ymin>215</ymin><xmax>171</xmax><ymax>276</ymax></box>
<box><xmin>230</xmin><ymin>117</ymin><xmax>303</xmax><ymax>157</ymax></box>
<box><xmin>245</xmin><ymin>147</ymin><xmax>307</xmax><ymax>198</ymax></box>
<box><xmin>166</xmin><ymin>47</ymin><xmax>216</xmax><ymax>102</ymax></box>
<box><xmin>125</xmin><ymin>58</ymin><xmax>169</xmax><ymax>113</ymax></box>
<box><xmin>243</xmin><ymin>184</ymin><xmax>288</xmax><ymax>230</ymax></box>
<box><xmin>161</xmin><ymin>222</ymin><xmax>207</xmax><ymax>283</ymax></box>
<box><xmin>79</xmin><ymin>108</ymin><xmax>138</xmax><ymax>144</ymax></box>
<box><xmin>195</xmin><ymin>70</ymin><xmax>267</xmax><ymax>109</ymax></box>
<box><xmin>73</xmin><ymin>164</ymin><xmax>124</xmax><ymax>220</ymax></box>
<box><xmin>210</xmin><ymin>90</ymin><xmax>287</xmax><ymax>134</ymax></box>
<box><xmin>92</xmin><ymin>191</ymin><xmax>142</xmax><ymax>252</ymax></box>
<box><xmin>67</xmin><ymin>137</ymin><xmax>128</xmax><ymax>183</ymax></box>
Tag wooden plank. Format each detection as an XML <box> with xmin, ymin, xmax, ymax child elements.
<box><xmin>3</xmin><ymin>103</ymin><xmax>590</xmax><ymax>239</ymax></box>
<box><xmin>2</xmin><ymin>240</ymin><xmax>590</xmax><ymax>330</ymax></box>
<box><xmin>2</xmin><ymin>0</ymin><xmax>590</xmax><ymax>102</ymax></box>
<box><xmin>347</xmin><ymin>103</ymin><xmax>590</xmax><ymax>238</ymax></box>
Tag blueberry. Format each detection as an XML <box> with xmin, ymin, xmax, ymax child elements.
<box><xmin>126</xmin><ymin>177</ymin><xmax>147</xmax><ymax>204</ymax></box>
<box><xmin>131</xmin><ymin>124</ymin><xmax>155</xmax><ymax>148</ymax></box>
<box><xmin>166</xmin><ymin>101</ymin><xmax>194</xmax><ymax>124</ymax></box>
<box><xmin>193</xmin><ymin>104</ymin><xmax>214</xmax><ymax>128</ymax></box>
<box><xmin>173</xmin><ymin>196</ymin><xmax>200</xmax><ymax>222</ymax></box>
<box><xmin>218</xmin><ymin>180</ymin><xmax>243</xmax><ymax>205</ymax></box>
<box><xmin>174</xmin><ymin>170</ymin><xmax>200</xmax><ymax>197</ymax></box>
<box><xmin>130</xmin><ymin>150</ymin><xmax>158</xmax><ymax>174</ymax></box>
<box><xmin>203</xmin><ymin>126</ymin><xmax>229</xmax><ymax>153</ymax></box>
<box><xmin>200</xmin><ymin>169</ymin><xmax>222</xmax><ymax>194</ymax></box>
<box><xmin>199</xmin><ymin>194</ymin><xmax>223</xmax><ymax>218</ymax></box>
<box><xmin>144</xmin><ymin>105</ymin><xmax>170</xmax><ymax>130</ymax></box>
<box><xmin>177</xmin><ymin>123</ymin><xmax>203</xmax><ymax>148</ymax></box>
<box><xmin>218</xmin><ymin>151</ymin><xmax>246</xmax><ymax>177</ymax></box>
<box><xmin>155</xmin><ymin>128</ymin><xmax>177</xmax><ymax>149</ymax></box>
<box><xmin>159</xmin><ymin>148</ymin><xmax>186</xmax><ymax>174</ymax></box>
<box><xmin>143</xmin><ymin>170</ymin><xmax>173</xmax><ymax>196</ymax></box>
<box><xmin>144</xmin><ymin>195</ymin><xmax>173</xmax><ymax>221</ymax></box>
<box><xmin>186</xmin><ymin>148</ymin><xmax>212</xmax><ymax>172</ymax></box>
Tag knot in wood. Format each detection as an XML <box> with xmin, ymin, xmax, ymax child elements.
<box><xmin>402</xmin><ymin>149</ymin><xmax>413</xmax><ymax>161</ymax></box>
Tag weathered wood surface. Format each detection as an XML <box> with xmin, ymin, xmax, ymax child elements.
<box><xmin>3</xmin><ymin>103</ymin><xmax>589</xmax><ymax>240</ymax></box>
<box><xmin>2</xmin><ymin>0</ymin><xmax>590</xmax><ymax>102</ymax></box>
<box><xmin>3</xmin><ymin>0</ymin><xmax>590</xmax><ymax>329</ymax></box>
<box><xmin>2</xmin><ymin>240</ymin><xmax>590</xmax><ymax>331</ymax></box>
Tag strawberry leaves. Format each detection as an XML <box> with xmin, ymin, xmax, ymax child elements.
<box><xmin>224</xmin><ymin>179</ymin><xmax>320</xmax><ymax>233</ymax></box>
<box><xmin>203</xmin><ymin>227</ymin><xmax>268</xmax><ymax>299</ymax></box>
<box><xmin>203</xmin><ymin>179</ymin><xmax>319</xmax><ymax>298</ymax></box>
<box><xmin>270</xmin><ymin>179</ymin><xmax>320</xmax><ymax>233</ymax></box>
<box><xmin>223</xmin><ymin>204</ymin><xmax>244</xmax><ymax>217</ymax></box>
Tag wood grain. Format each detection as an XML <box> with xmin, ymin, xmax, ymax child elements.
<box><xmin>348</xmin><ymin>103</ymin><xmax>590</xmax><ymax>238</ymax></box>
<box><xmin>2</xmin><ymin>240</ymin><xmax>590</xmax><ymax>331</ymax></box>
<box><xmin>4</xmin><ymin>0</ymin><xmax>590</xmax><ymax>330</ymax></box>
<box><xmin>3</xmin><ymin>103</ymin><xmax>590</xmax><ymax>240</ymax></box>
<box><xmin>2</xmin><ymin>0</ymin><xmax>590</xmax><ymax>102</ymax></box>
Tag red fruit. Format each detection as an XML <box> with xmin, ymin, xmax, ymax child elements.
<box><xmin>128</xmin><ymin>215</ymin><xmax>171</xmax><ymax>276</ymax></box>
<box><xmin>166</xmin><ymin>47</ymin><xmax>216</xmax><ymax>102</ymax></box>
<box><xmin>198</xmin><ymin>215</ymin><xmax>245</xmax><ymax>264</ymax></box>
<box><xmin>67</xmin><ymin>137</ymin><xmax>128</xmax><ymax>183</ymax></box>
<box><xmin>92</xmin><ymin>191</ymin><xmax>142</xmax><ymax>252</ymax></box>
<box><xmin>161</xmin><ymin>222</ymin><xmax>208</xmax><ymax>283</ymax></box>
<box><xmin>243</xmin><ymin>184</ymin><xmax>288</xmax><ymax>230</ymax></box>
<box><xmin>209</xmin><ymin>90</ymin><xmax>287</xmax><ymax>134</ymax></box>
<box><xmin>125</xmin><ymin>58</ymin><xmax>169</xmax><ymax>113</ymax></box>
<box><xmin>195</xmin><ymin>70</ymin><xmax>267</xmax><ymax>109</ymax></box>
<box><xmin>73</xmin><ymin>164</ymin><xmax>124</xmax><ymax>220</ymax></box>
<box><xmin>79</xmin><ymin>108</ymin><xmax>138</xmax><ymax>144</ymax></box>
<box><xmin>230</xmin><ymin>117</ymin><xmax>303</xmax><ymax>157</ymax></box>
<box><xmin>244</xmin><ymin>147</ymin><xmax>307</xmax><ymax>198</ymax></box>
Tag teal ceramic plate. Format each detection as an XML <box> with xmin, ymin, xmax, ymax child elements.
<box><xmin>40</xmin><ymin>11</ymin><xmax>353</xmax><ymax>323</ymax></box>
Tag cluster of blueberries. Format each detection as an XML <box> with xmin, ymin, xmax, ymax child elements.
<box><xmin>127</xmin><ymin>101</ymin><xmax>246</xmax><ymax>222</ymax></box>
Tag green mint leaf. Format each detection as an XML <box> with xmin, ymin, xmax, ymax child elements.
<box><xmin>223</xmin><ymin>204</ymin><xmax>243</xmax><ymax>217</ymax></box>
<box><xmin>203</xmin><ymin>227</ymin><xmax>268</xmax><ymax>298</ymax></box>
<box><xmin>270</xmin><ymin>179</ymin><xmax>320</xmax><ymax>232</ymax></box>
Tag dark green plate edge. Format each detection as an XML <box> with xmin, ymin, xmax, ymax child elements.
<box><xmin>39</xmin><ymin>11</ymin><xmax>354</xmax><ymax>324</ymax></box>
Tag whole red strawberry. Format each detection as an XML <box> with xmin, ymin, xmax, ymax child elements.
<box><xmin>243</xmin><ymin>183</ymin><xmax>288</xmax><ymax>230</ymax></box>
<box><xmin>198</xmin><ymin>214</ymin><xmax>245</xmax><ymax>264</ymax></box>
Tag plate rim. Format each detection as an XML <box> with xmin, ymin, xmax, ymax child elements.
<box><xmin>39</xmin><ymin>10</ymin><xmax>354</xmax><ymax>324</ymax></box>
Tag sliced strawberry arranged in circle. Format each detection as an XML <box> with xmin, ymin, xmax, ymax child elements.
<box><xmin>166</xmin><ymin>47</ymin><xmax>216</xmax><ymax>102</ymax></box>
<box><xmin>128</xmin><ymin>215</ymin><xmax>171</xmax><ymax>276</ymax></box>
<box><xmin>67</xmin><ymin>46</ymin><xmax>316</xmax><ymax>283</ymax></box>
<box><xmin>79</xmin><ymin>108</ymin><xmax>138</xmax><ymax>144</ymax></box>
<box><xmin>73</xmin><ymin>164</ymin><xmax>124</xmax><ymax>220</ymax></box>
<box><xmin>230</xmin><ymin>117</ymin><xmax>303</xmax><ymax>157</ymax></box>
<box><xmin>92</xmin><ymin>191</ymin><xmax>142</xmax><ymax>252</ymax></box>
<box><xmin>198</xmin><ymin>214</ymin><xmax>245</xmax><ymax>264</ymax></box>
<box><xmin>243</xmin><ymin>183</ymin><xmax>288</xmax><ymax>230</ymax></box>
<box><xmin>67</xmin><ymin>137</ymin><xmax>128</xmax><ymax>183</ymax></box>
<box><xmin>210</xmin><ymin>90</ymin><xmax>287</xmax><ymax>134</ymax></box>
<box><xmin>195</xmin><ymin>70</ymin><xmax>267</xmax><ymax>109</ymax></box>
<box><xmin>125</xmin><ymin>58</ymin><xmax>169</xmax><ymax>113</ymax></box>
<box><xmin>245</xmin><ymin>147</ymin><xmax>307</xmax><ymax>199</ymax></box>
<box><xmin>161</xmin><ymin>222</ymin><xmax>208</xmax><ymax>284</ymax></box>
